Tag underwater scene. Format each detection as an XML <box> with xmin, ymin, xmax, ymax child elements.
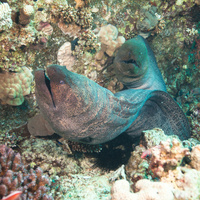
<box><xmin>0</xmin><ymin>0</ymin><xmax>200</xmax><ymax>199</ymax></box>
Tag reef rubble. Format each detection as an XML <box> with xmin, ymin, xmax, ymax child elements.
<box><xmin>0</xmin><ymin>0</ymin><xmax>200</xmax><ymax>199</ymax></box>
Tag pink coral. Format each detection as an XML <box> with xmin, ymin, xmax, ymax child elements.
<box><xmin>147</xmin><ymin>139</ymin><xmax>190</xmax><ymax>178</ymax></box>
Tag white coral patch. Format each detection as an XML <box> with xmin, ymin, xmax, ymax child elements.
<box><xmin>0</xmin><ymin>3</ymin><xmax>12</xmax><ymax>31</ymax></box>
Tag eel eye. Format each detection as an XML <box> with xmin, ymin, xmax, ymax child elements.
<box><xmin>60</xmin><ymin>80</ymin><xmax>64</xmax><ymax>84</ymax></box>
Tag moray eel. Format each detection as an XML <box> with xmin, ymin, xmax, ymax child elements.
<box><xmin>28</xmin><ymin>36</ymin><xmax>190</xmax><ymax>144</ymax></box>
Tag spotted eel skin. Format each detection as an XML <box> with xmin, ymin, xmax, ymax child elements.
<box><xmin>28</xmin><ymin>36</ymin><xmax>190</xmax><ymax>144</ymax></box>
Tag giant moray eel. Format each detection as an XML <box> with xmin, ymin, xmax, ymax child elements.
<box><xmin>28</xmin><ymin>36</ymin><xmax>190</xmax><ymax>144</ymax></box>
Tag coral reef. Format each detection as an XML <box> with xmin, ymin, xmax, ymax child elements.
<box><xmin>58</xmin><ymin>21</ymin><xmax>81</xmax><ymax>37</ymax></box>
<box><xmin>57</xmin><ymin>42</ymin><xmax>76</xmax><ymax>71</ymax></box>
<box><xmin>140</xmin><ymin>128</ymin><xmax>176</xmax><ymax>148</ymax></box>
<box><xmin>0</xmin><ymin>145</ymin><xmax>52</xmax><ymax>200</ymax></box>
<box><xmin>136</xmin><ymin>6</ymin><xmax>159</xmax><ymax>38</ymax></box>
<box><xmin>51</xmin><ymin>5</ymin><xmax>93</xmax><ymax>29</ymax></box>
<box><xmin>21</xmin><ymin>137</ymin><xmax>82</xmax><ymax>176</ymax></box>
<box><xmin>75</xmin><ymin>0</ymin><xmax>85</xmax><ymax>9</ymax></box>
<box><xmin>158</xmin><ymin>0</ymin><xmax>196</xmax><ymax>18</ymax></box>
<box><xmin>111</xmin><ymin>179</ymin><xmax>174</xmax><ymax>200</ymax></box>
<box><xmin>112</xmin><ymin>168</ymin><xmax>200</xmax><ymax>200</ymax></box>
<box><xmin>124</xmin><ymin>128</ymin><xmax>200</xmax><ymax>200</ymax></box>
<box><xmin>125</xmin><ymin>145</ymin><xmax>149</xmax><ymax>182</ymax></box>
<box><xmin>19</xmin><ymin>4</ymin><xmax>35</xmax><ymax>25</ymax></box>
<box><xmin>190</xmin><ymin>145</ymin><xmax>200</xmax><ymax>170</ymax></box>
<box><xmin>0</xmin><ymin>3</ymin><xmax>12</xmax><ymax>32</ymax></box>
<box><xmin>53</xmin><ymin>173</ymin><xmax>111</xmax><ymax>199</ymax></box>
<box><xmin>147</xmin><ymin>138</ymin><xmax>190</xmax><ymax>178</ymax></box>
<box><xmin>20</xmin><ymin>137</ymin><xmax>112</xmax><ymax>199</ymax></box>
<box><xmin>0</xmin><ymin>0</ymin><xmax>199</xmax><ymax>199</ymax></box>
<box><xmin>0</xmin><ymin>130</ymin><xmax>22</xmax><ymax>148</ymax></box>
<box><xmin>190</xmin><ymin>102</ymin><xmax>200</xmax><ymax>140</ymax></box>
<box><xmin>96</xmin><ymin>24</ymin><xmax>125</xmax><ymax>60</ymax></box>
<box><xmin>0</xmin><ymin>67</ymin><xmax>33</xmax><ymax>106</ymax></box>
<box><xmin>73</xmin><ymin>29</ymin><xmax>101</xmax><ymax>58</ymax></box>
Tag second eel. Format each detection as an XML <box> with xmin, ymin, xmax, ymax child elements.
<box><xmin>28</xmin><ymin>36</ymin><xmax>190</xmax><ymax>144</ymax></box>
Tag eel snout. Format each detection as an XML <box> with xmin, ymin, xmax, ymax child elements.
<box><xmin>35</xmin><ymin>69</ymin><xmax>56</xmax><ymax>108</ymax></box>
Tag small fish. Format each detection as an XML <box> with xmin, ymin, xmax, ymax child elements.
<box><xmin>141</xmin><ymin>149</ymin><xmax>152</xmax><ymax>159</ymax></box>
<box><xmin>141</xmin><ymin>145</ymin><xmax>161</xmax><ymax>159</ymax></box>
<box><xmin>2</xmin><ymin>191</ymin><xmax>22</xmax><ymax>200</ymax></box>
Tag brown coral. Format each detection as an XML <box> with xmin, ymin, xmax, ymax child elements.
<box><xmin>58</xmin><ymin>21</ymin><xmax>81</xmax><ymax>37</ymax></box>
<box><xmin>0</xmin><ymin>145</ymin><xmax>52</xmax><ymax>200</ymax></box>
<box><xmin>75</xmin><ymin>0</ymin><xmax>85</xmax><ymax>9</ymax></box>
<box><xmin>19</xmin><ymin>5</ymin><xmax>34</xmax><ymax>25</ymax></box>
<box><xmin>51</xmin><ymin>5</ymin><xmax>92</xmax><ymax>29</ymax></box>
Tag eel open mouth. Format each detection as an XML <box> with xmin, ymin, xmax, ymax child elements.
<box><xmin>122</xmin><ymin>59</ymin><xmax>138</xmax><ymax>65</ymax></box>
<box><xmin>44</xmin><ymin>71</ymin><xmax>56</xmax><ymax>107</ymax></box>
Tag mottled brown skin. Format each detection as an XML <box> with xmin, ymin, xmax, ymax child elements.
<box><xmin>33</xmin><ymin>65</ymin><xmax>148</xmax><ymax>144</ymax></box>
<box><xmin>28</xmin><ymin>36</ymin><xmax>190</xmax><ymax>144</ymax></box>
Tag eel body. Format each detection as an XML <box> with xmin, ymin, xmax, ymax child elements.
<box><xmin>28</xmin><ymin>36</ymin><xmax>190</xmax><ymax>144</ymax></box>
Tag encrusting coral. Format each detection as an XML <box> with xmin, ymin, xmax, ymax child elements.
<box><xmin>0</xmin><ymin>145</ymin><xmax>52</xmax><ymax>200</ymax></box>
<box><xmin>116</xmin><ymin>129</ymin><xmax>200</xmax><ymax>200</ymax></box>
<box><xmin>111</xmin><ymin>179</ymin><xmax>174</xmax><ymax>200</ymax></box>
<box><xmin>148</xmin><ymin>138</ymin><xmax>190</xmax><ymax>178</ymax></box>
<box><xmin>0</xmin><ymin>67</ymin><xmax>33</xmax><ymax>106</ymax></box>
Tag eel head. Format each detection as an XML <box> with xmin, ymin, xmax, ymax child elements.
<box><xmin>114</xmin><ymin>36</ymin><xmax>149</xmax><ymax>86</ymax></box>
<box><xmin>35</xmin><ymin>64</ymin><xmax>85</xmax><ymax>117</ymax></box>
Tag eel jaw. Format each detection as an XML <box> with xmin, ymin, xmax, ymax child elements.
<box><xmin>122</xmin><ymin>58</ymin><xmax>139</xmax><ymax>66</ymax></box>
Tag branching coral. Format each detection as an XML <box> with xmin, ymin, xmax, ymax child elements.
<box><xmin>73</xmin><ymin>29</ymin><xmax>101</xmax><ymax>58</ymax></box>
<box><xmin>51</xmin><ymin>5</ymin><xmax>93</xmax><ymax>29</ymax></box>
<box><xmin>0</xmin><ymin>145</ymin><xmax>52</xmax><ymax>200</ymax></box>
